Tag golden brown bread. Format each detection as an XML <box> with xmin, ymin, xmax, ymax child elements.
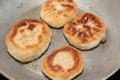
<box><xmin>6</xmin><ymin>18</ymin><xmax>52</xmax><ymax>62</ymax></box>
<box><xmin>40</xmin><ymin>0</ymin><xmax>78</xmax><ymax>28</ymax></box>
<box><xmin>41</xmin><ymin>46</ymin><xmax>83</xmax><ymax>80</ymax></box>
<box><xmin>64</xmin><ymin>12</ymin><xmax>106</xmax><ymax>50</ymax></box>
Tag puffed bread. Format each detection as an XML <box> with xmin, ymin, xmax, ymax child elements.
<box><xmin>64</xmin><ymin>12</ymin><xmax>106</xmax><ymax>50</ymax></box>
<box><xmin>41</xmin><ymin>46</ymin><xmax>83</xmax><ymax>80</ymax></box>
<box><xmin>6</xmin><ymin>18</ymin><xmax>52</xmax><ymax>62</ymax></box>
<box><xmin>40</xmin><ymin>0</ymin><xmax>78</xmax><ymax>28</ymax></box>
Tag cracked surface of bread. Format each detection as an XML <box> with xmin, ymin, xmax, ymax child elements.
<box><xmin>64</xmin><ymin>12</ymin><xmax>106</xmax><ymax>50</ymax></box>
<box><xmin>41</xmin><ymin>46</ymin><xmax>83</xmax><ymax>80</ymax></box>
<box><xmin>6</xmin><ymin>18</ymin><xmax>52</xmax><ymax>62</ymax></box>
<box><xmin>40</xmin><ymin>0</ymin><xmax>78</xmax><ymax>28</ymax></box>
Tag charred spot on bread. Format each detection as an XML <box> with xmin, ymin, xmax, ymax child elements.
<box><xmin>28</xmin><ymin>24</ymin><xmax>35</xmax><ymax>30</ymax></box>
<box><xmin>17</xmin><ymin>22</ymin><xmax>27</xmax><ymax>28</ymax></box>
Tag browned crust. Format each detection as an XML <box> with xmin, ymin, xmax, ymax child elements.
<box><xmin>42</xmin><ymin>46</ymin><xmax>83</xmax><ymax>79</ymax></box>
<box><xmin>41</xmin><ymin>0</ymin><xmax>77</xmax><ymax>15</ymax></box>
<box><xmin>40</xmin><ymin>0</ymin><xmax>78</xmax><ymax>28</ymax></box>
<box><xmin>64</xmin><ymin>12</ymin><xmax>105</xmax><ymax>44</ymax></box>
<box><xmin>43</xmin><ymin>0</ymin><xmax>76</xmax><ymax>9</ymax></box>
<box><xmin>6</xmin><ymin>18</ymin><xmax>51</xmax><ymax>50</ymax></box>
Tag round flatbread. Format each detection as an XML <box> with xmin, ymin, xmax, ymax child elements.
<box><xmin>41</xmin><ymin>46</ymin><xmax>83</xmax><ymax>80</ymax></box>
<box><xmin>6</xmin><ymin>18</ymin><xmax>52</xmax><ymax>62</ymax></box>
<box><xmin>40</xmin><ymin>0</ymin><xmax>78</xmax><ymax>28</ymax></box>
<box><xmin>64</xmin><ymin>12</ymin><xmax>106</xmax><ymax>50</ymax></box>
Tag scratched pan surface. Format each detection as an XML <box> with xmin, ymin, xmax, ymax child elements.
<box><xmin>0</xmin><ymin>0</ymin><xmax>120</xmax><ymax>80</ymax></box>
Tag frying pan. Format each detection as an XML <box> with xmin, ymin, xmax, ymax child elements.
<box><xmin>0</xmin><ymin>0</ymin><xmax>120</xmax><ymax>80</ymax></box>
